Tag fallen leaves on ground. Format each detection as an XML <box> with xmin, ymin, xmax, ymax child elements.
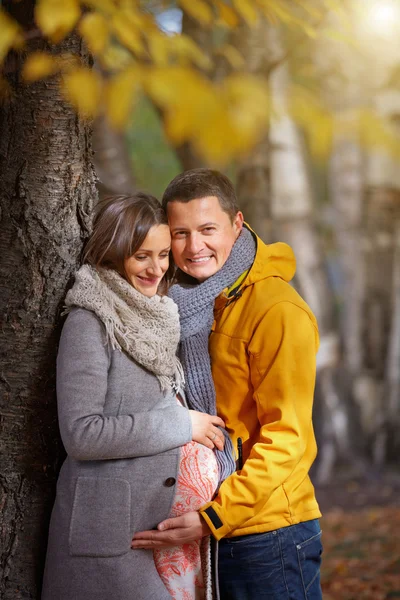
<box><xmin>321</xmin><ymin>506</ymin><xmax>400</xmax><ymax>600</ymax></box>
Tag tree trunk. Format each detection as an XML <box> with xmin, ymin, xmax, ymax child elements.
<box><xmin>329</xmin><ymin>139</ymin><xmax>366</xmax><ymax>374</ymax></box>
<box><xmin>363</xmin><ymin>184</ymin><xmax>400</xmax><ymax>465</ymax></box>
<box><xmin>268</xmin><ymin>36</ymin><xmax>357</xmax><ymax>483</ymax></box>
<box><xmin>236</xmin><ymin>139</ymin><xmax>273</xmax><ymax>243</ymax></box>
<box><xmin>92</xmin><ymin>115</ymin><xmax>135</xmax><ymax>198</ymax></box>
<box><xmin>232</xmin><ymin>19</ymin><xmax>278</xmax><ymax>242</ymax></box>
<box><xmin>384</xmin><ymin>219</ymin><xmax>400</xmax><ymax>461</ymax></box>
<box><xmin>0</xmin><ymin>6</ymin><xmax>97</xmax><ymax>597</ymax></box>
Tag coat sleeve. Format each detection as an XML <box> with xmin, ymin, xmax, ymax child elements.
<box><xmin>200</xmin><ymin>301</ymin><xmax>319</xmax><ymax>539</ymax></box>
<box><xmin>56</xmin><ymin>308</ymin><xmax>192</xmax><ymax>461</ymax></box>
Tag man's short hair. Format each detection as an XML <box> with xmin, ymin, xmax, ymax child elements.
<box><xmin>162</xmin><ymin>168</ymin><xmax>240</xmax><ymax>221</ymax></box>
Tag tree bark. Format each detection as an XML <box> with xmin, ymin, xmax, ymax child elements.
<box><xmin>384</xmin><ymin>219</ymin><xmax>400</xmax><ymax>461</ymax></box>
<box><xmin>92</xmin><ymin>115</ymin><xmax>136</xmax><ymax>198</ymax></box>
<box><xmin>233</xmin><ymin>19</ymin><xmax>277</xmax><ymax>242</ymax></box>
<box><xmin>363</xmin><ymin>184</ymin><xmax>400</xmax><ymax>465</ymax></box>
<box><xmin>329</xmin><ymin>138</ymin><xmax>366</xmax><ymax>374</ymax></box>
<box><xmin>0</xmin><ymin>6</ymin><xmax>97</xmax><ymax>597</ymax></box>
<box><xmin>268</xmin><ymin>33</ymin><xmax>358</xmax><ymax>483</ymax></box>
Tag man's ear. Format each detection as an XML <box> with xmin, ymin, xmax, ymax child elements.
<box><xmin>233</xmin><ymin>211</ymin><xmax>244</xmax><ymax>236</ymax></box>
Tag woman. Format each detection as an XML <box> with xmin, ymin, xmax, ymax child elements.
<box><xmin>41</xmin><ymin>193</ymin><xmax>224</xmax><ymax>600</ymax></box>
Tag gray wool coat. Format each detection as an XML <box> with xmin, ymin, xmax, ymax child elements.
<box><xmin>42</xmin><ymin>308</ymin><xmax>192</xmax><ymax>600</ymax></box>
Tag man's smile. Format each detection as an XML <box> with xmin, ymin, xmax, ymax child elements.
<box><xmin>187</xmin><ymin>256</ymin><xmax>213</xmax><ymax>263</ymax></box>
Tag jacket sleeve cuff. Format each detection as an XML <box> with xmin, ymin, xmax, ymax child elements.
<box><xmin>200</xmin><ymin>502</ymin><xmax>232</xmax><ymax>541</ymax></box>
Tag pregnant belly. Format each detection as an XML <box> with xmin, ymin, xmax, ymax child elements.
<box><xmin>171</xmin><ymin>441</ymin><xmax>219</xmax><ymax>516</ymax></box>
<box><xmin>154</xmin><ymin>442</ymin><xmax>219</xmax><ymax>599</ymax></box>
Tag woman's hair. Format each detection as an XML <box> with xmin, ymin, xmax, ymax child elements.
<box><xmin>83</xmin><ymin>193</ymin><xmax>173</xmax><ymax>292</ymax></box>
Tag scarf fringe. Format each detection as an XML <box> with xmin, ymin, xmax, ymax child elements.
<box><xmin>65</xmin><ymin>265</ymin><xmax>184</xmax><ymax>395</ymax></box>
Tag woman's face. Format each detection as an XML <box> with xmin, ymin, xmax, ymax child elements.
<box><xmin>124</xmin><ymin>224</ymin><xmax>171</xmax><ymax>297</ymax></box>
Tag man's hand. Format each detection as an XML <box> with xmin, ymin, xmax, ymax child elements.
<box><xmin>189</xmin><ymin>410</ymin><xmax>225</xmax><ymax>450</ymax></box>
<box><xmin>131</xmin><ymin>511</ymin><xmax>211</xmax><ymax>549</ymax></box>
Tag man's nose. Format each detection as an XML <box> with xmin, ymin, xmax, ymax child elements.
<box><xmin>186</xmin><ymin>233</ymin><xmax>204</xmax><ymax>255</ymax></box>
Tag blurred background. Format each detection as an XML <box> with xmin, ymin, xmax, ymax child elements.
<box><xmin>1</xmin><ymin>0</ymin><xmax>400</xmax><ymax>597</ymax></box>
<box><xmin>94</xmin><ymin>0</ymin><xmax>400</xmax><ymax>482</ymax></box>
<box><xmin>94</xmin><ymin>5</ymin><xmax>400</xmax><ymax>595</ymax></box>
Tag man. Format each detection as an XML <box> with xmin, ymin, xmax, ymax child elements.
<box><xmin>132</xmin><ymin>169</ymin><xmax>322</xmax><ymax>599</ymax></box>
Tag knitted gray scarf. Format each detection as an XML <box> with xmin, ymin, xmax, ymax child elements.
<box><xmin>169</xmin><ymin>227</ymin><xmax>256</xmax><ymax>483</ymax></box>
<box><xmin>65</xmin><ymin>265</ymin><xmax>184</xmax><ymax>394</ymax></box>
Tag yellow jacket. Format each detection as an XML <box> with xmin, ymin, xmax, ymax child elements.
<box><xmin>200</xmin><ymin>229</ymin><xmax>321</xmax><ymax>540</ymax></box>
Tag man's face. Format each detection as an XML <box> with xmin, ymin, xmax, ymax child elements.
<box><xmin>167</xmin><ymin>196</ymin><xmax>244</xmax><ymax>281</ymax></box>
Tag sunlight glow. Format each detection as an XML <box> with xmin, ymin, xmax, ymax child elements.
<box><xmin>363</xmin><ymin>0</ymin><xmax>400</xmax><ymax>37</ymax></box>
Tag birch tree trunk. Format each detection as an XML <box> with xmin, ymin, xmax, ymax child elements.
<box><xmin>331</xmin><ymin>124</ymin><xmax>400</xmax><ymax>467</ymax></box>
<box><xmin>384</xmin><ymin>219</ymin><xmax>400</xmax><ymax>461</ymax></box>
<box><xmin>0</xmin><ymin>4</ymin><xmax>97</xmax><ymax>597</ymax></box>
<box><xmin>316</xmin><ymin>10</ymin><xmax>400</xmax><ymax>470</ymax></box>
<box><xmin>269</xmin><ymin>34</ymin><xmax>357</xmax><ymax>483</ymax></box>
<box><xmin>363</xmin><ymin>175</ymin><xmax>400</xmax><ymax>465</ymax></box>
<box><xmin>329</xmin><ymin>139</ymin><xmax>366</xmax><ymax>374</ymax></box>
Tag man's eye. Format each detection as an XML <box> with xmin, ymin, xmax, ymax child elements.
<box><xmin>173</xmin><ymin>231</ymin><xmax>187</xmax><ymax>238</ymax></box>
<box><xmin>203</xmin><ymin>227</ymin><xmax>216</xmax><ymax>233</ymax></box>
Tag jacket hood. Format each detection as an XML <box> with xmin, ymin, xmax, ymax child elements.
<box><xmin>244</xmin><ymin>224</ymin><xmax>296</xmax><ymax>287</ymax></box>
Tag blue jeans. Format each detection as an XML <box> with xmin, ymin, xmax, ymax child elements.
<box><xmin>217</xmin><ymin>519</ymin><xmax>323</xmax><ymax>600</ymax></box>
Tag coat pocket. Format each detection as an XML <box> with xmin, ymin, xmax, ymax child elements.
<box><xmin>69</xmin><ymin>476</ymin><xmax>131</xmax><ymax>557</ymax></box>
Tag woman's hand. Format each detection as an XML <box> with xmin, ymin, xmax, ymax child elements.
<box><xmin>189</xmin><ymin>410</ymin><xmax>225</xmax><ymax>450</ymax></box>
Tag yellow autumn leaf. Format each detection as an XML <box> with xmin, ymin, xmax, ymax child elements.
<box><xmin>111</xmin><ymin>11</ymin><xmax>146</xmax><ymax>57</ymax></box>
<box><xmin>322</xmin><ymin>27</ymin><xmax>356</xmax><ymax>47</ymax></box>
<box><xmin>358</xmin><ymin>109</ymin><xmax>400</xmax><ymax>156</ymax></box>
<box><xmin>215</xmin><ymin>45</ymin><xmax>244</xmax><ymax>69</ymax></box>
<box><xmin>145</xmin><ymin>67</ymin><xmax>215</xmax><ymax>145</ymax></box>
<box><xmin>105</xmin><ymin>68</ymin><xmax>140</xmax><ymax>129</ymax></box>
<box><xmin>0</xmin><ymin>9</ymin><xmax>23</xmax><ymax>63</ymax></box>
<box><xmin>62</xmin><ymin>67</ymin><xmax>102</xmax><ymax>118</ymax></box>
<box><xmin>170</xmin><ymin>35</ymin><xmax>212</xmax><ymax>70</ymax></box>
<box><xmin>232</xmin><ymin>0</ymin><xmax>258</xmax><ymax>25</ymax></box>
<box><xmin>201</xmin><ymin>109</ymin><xmax>250</xmax><ymax>163</ymax></box>
<box><xmin>101</xmin><ymin>45</ymin><xmax>132</xmax><ymax>71</ymax></box>
<box><xmin>289</xmin><ymin>85</ymin><xmax>321</xmax><ymax>126</ymax></box>
<box><xmin>144</xmin><ymin>66</ymin><xmax>212</xmax><ymax>112</ymax></box>
<box><xmin>192</xmin><ymin>89</ymin><xmax>267</xmax><ymax>164</ymax></box>
<box><xmin>216</xmin><ymin>1</ymin><xmax>240</xmax><ymax>28</ymax></box>
<box><xmin>323</xmin><ymin>0</ymin><xmax>346</xmax><ymax>15</ymax></box>
<box><xmin>258</xmin><ymin>1</ymin><xmax>294</xmax><ymax>25</ymax></box>
<box><xmin>22</xmin><ymin>52</ymin><xmax>59</xmax><ymax>82</ymax></box>
<box><xmin>35</xmin><ymin>0</ymin><xmax>81</xmax><ymax>43</ymax></box>
<box><xmin>147</xmin><ymin>33</ymin><xmax>169</xmax><ymax>67</ymax></box>
<box><xmin>79</xmin><ymin>13</ymin><xmax>109</xmax><ymax>55</ymax></box>
<box><xmin>307</xmin><ymin>115</ymin><xmax>333</xmax><ymax>159</ymax></box>
<box><xmin>290</xmin><ymin>0</ymin><xmax>324</xmax><ymax>20</ymax></box>
<box><xmin>288</xmin><ymin>16</ymin><xmax>318</xmax><ymax>38</ymax></box>
<box><xmin>164</xmin><ymin>87</ymin><xmax>215</xmax><ymax>146</ymax></box>
<box><xmin>193</xmin><ymin>103</ymin><xmax>240</xmax><ymax>164</ymax></box>
<box><xmin>178</xmin><ymin>0</ymin><xmax>213</xmax><ymax>25</ymax></box>
<box><xmin>81</xmin><ymin>0</ymin><xmax>116</xmax><ymax>15</ymax></box>
<box><xmin>222</xmin><ymin>74</ymin><xmax>270</xmax><ymax>146</ymax></box>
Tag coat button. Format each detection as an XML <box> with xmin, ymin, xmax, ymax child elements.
<box><xmin>164</xmin><ymin>477</ymin><xmax>176</xmax><ymax>487</ymax></box>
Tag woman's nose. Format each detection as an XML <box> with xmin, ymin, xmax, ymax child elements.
<box><xmin>148</xmin><ymin>260</ymin><xmax>164</xmax><ymax>276</ymax></box>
